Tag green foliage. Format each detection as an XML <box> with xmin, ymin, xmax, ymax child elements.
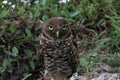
<box><xmin>107</xmin><ymin>54</ymin><xmax>120</xmax><ymax>67</ymax></box>
<box><xmin>77</xmin><ymin>53</ymin><xmax>101</xmax><ymax>74</ymax></box>
<box><xmin>10</xmin><ymin>24</ymin><xmax>16</xmax><ymax>33</ymax></box>
<box><xmin>0</xmin><ymin>10</ymin><xmax>9</xmax><ymax>19</ymax></box>
<box><xmin>106</xmin><ymin>14</ymin><xmax>120</xmax><ymax>52</ymax></box>
<box><xmin>21</xmin><ymin>73</ymin><xmax>32</xmax><ymax>80</ymax></box>
<box><xmin>4</xmin><ymin>47</ymin><xmax>18</xmax><ymax>57</ymax></box>
<box><xmin>0</xmin><ymin>0</ymin><xmax>120</xmax><ymax>79</ymax></box>
<box><xmin>0</xmin><ymin>1</ymin><xmax>41</xmax><ymax>79</ymax></box>
<box><xmin>0</xmin><ymin>58</ymin><xmax>12</xmax><ymax>73</ymax></box>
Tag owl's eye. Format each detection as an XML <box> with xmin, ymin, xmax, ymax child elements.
<box><xmin>62</xmin><ymin>26</ymin><xmax>67</xmax><ymax>30</ymax></box>
<box><xmin>48</xmin><ymin>26</ymin><xmax>53</xmax><ymax>30</ymax></box>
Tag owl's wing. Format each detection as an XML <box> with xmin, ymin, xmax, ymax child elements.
<box><xmin>38</xmin><ymin>40</ymin><xmax>44</xmax><ymax>77</ymax></box>
<box><xmin>67</xmin><ymin>40</ymin><xmax>79</xmax><ymax>74</ymax></box>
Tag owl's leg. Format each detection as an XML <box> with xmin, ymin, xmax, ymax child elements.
<box><xmin>42</xmin><ymin>72</ymin><xmax>54</xmax><ymax>80</ymax></box>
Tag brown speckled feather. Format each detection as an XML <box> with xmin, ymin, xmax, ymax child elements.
<box><xmin>38</xmin><ymin>17</ymin><xmax>79</xmax><ymax>80</ymax></box>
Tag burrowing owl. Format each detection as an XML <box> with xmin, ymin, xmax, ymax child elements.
<box><xmin>39</xmin><ymin>17</ymin><xmax>79</xmax><ymax>80</ymax></box>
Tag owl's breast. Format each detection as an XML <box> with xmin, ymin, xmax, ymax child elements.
<box><xmin>42</xmin><ymin>41</ymin><xmax>72</xmax><ymax>75</ymax></box>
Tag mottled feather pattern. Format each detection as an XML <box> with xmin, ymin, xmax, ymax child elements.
<box><xmin>38</xmin><ymin>17</ymin><xmax>79</xmax><ymax>80</ymax></box>
<box><xmin>43</xmin><ymin>41</ymin><xmax>73</xmax><ymax>72</ymax></box>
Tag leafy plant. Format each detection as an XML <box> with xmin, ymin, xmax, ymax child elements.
<box><xmin>107</xmin><ymin>54</ymin><xmax>120</xmax><ymax>67</ymax></box>
<box><xmin>0</xmin><ymin>0</ymin><xmax>120</xmax><ymax>79</ymax></box>
<box><xmin>22</xmin><ymin>73</ymin><xmax>32</xmax><ymax>80</ymax></box>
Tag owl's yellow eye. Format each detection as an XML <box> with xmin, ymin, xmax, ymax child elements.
<box><xmin>48</xmin><ymin>26</ymin><xmax>53</xmax><ymax>30</ymax></box>
<box><xmin>62</xmin><ymin>26</ymin><xmax>67</xmax><ymax>30</ymax></box>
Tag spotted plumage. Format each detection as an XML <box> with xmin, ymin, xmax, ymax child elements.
<box><xmin>39</xmin><ymin>17</ymin><xmax>79</xmax><ymax>80</ymax></box>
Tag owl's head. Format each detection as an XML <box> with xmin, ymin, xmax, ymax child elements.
<box><xmin>42</xmin><ymin>17</ymin><xmax>72</xmax><ymax>41</ymax></box>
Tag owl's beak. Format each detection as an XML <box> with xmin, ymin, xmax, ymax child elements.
<box><xmin>56</xmin><ymin>30</ymin><xmax>59</xmax><ymax>38</ymax></box>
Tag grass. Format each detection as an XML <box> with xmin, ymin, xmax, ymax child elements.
<box><xmin>0</xmin><ymin>0</ymin><xmax>120</xmax><ymax>79</ymax></box>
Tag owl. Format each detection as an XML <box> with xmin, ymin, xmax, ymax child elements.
<box><xmin>39</xmin><ymin>17</ymin><xmax>79</xmax><ymax>80</ymax></box>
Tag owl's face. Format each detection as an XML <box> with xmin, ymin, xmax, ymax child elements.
<box><xmin>42</xmin><ymin>17</ymin><xmax>71</xmax><ymax>41</ymax></box>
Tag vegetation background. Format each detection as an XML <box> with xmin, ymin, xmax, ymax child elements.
<box><xmin>0</xmin><ymin>0</ymin><xmax>120</xmax><ymax>80</ymax></box>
